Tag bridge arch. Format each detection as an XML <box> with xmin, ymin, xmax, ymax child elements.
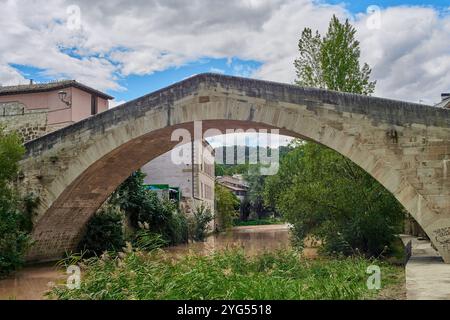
<box><xmin>21</xmin><ymin>74</ymin><xmax>450</xmax><ymax>262</ymax></box>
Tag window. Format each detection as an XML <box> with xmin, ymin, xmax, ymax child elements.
<box><xmin>204</xmin><ymin>163</ymin><xmax>214</xmax><ymax>177</ymax></box>
<box><xmin>205</xmin><ymin>184</ymin><xmax>213</xmax><ymax>200</ymax></box>
<box><xmin>91</xmin><ymin>95</ymin><xmax>98</xmax><ymax>115</ymax></box>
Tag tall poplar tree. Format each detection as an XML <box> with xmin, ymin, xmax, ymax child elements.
<box><xmin>265</xmin><ymin>16</ymin><xmax>403</xmax><ymax>257</ymax></box>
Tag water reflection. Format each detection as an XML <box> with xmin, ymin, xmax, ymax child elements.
<box><xmin>0</xmin><ymin>263</ymin><xmax>64</xmax><ymax>300</ymax></box>
<box><xmin>168</xmin><ymin>224</ymin><xmax>293</xmax><ymax>257</ymax></box>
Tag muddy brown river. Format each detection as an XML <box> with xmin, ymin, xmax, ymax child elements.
<box><xmin>0</xmin><ymin>224</ymin><xmax>317</xmax><ymax>300</ymax></box>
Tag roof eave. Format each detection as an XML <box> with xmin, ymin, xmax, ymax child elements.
<box><xmin>71</xmin><ymin>82</ymin><xmax>114</xmax><ymax>100</ymax></box>
<box><xmin>0</xmin><ymin>81</ymin><xmax>114</xmax><ymax>100</ymax></box>
<box><xmin>434</xmin><ymin>99</ymin><xmax>450</xmax><ymax>109</ymax></box>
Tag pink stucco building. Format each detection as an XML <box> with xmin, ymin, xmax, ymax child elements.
<box><xmin>0</xmin><ymin>80</ymin><xmax>113</xmax><ymax>132</ymax></box>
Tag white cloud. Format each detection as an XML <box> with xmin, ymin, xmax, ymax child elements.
<box><xmin>0</xmin><ymin>64</ymin><xmax>25</xmax><ymax>86</ymax></box>
<box><xmin>109</xmin><ymin>100</ymin><xmax>126</xmax><ymax>109</ymax></box>
<box><xmin>355</xmin><ymin>6</ymin><xmax>450</xmax><ymax>104</ymax></box>
<box><xmin>0</xmin><ymin>0</ymin><xmax>121</xmax><ymax>91</ymax></box>
<box><xmin>1</xmin><ymin>0</ymin><xmax>449</xmax><ymax>104</ymax></box>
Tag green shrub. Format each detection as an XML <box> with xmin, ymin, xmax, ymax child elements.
<box><xmin>108</xmin><ymin>170</ymin><xmax>189</xmax><ymax>246</ymax></box>
<box><xmin>188</xmin><ymin>203</ymin><xmax>213</xmax><ymax>241</ymax></box>
<box><xmin>134</xmin><ymin>192</ymin><xmax>188</xmax><ymax>245</ymax></box>
<box><xmin>77</xmin><ymin>205</ymin><xmax>125</xmax><ymax>256</ymax></box>
<box><xmin>0</xmin><ymin>127</ymin><xmax>30</xmax><ymax>277</ymax></box>
<box><xmin>166</xmin><ymin>207</ymin><xmax>189</xmax><ymax>244</ymax></box>
<box><xmin>0</xmin><ymin>209</ymin><xmax>31</xmax><ymax>277</ymax></box>
<box><xmin>133</xmin><ymin>229</ymin><xmax>167</xmax><ymax>251</ymax></box>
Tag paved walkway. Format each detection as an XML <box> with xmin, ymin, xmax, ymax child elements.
<box><xmin>401</xmin><ymin>235</ymin><xmax>450</xmax><ymax>300</ymax></box>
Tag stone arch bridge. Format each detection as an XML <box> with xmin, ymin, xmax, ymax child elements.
<box><xmin>20</xmin><ymin>74</ymin><xmax>450</xmax><ymax>262</ymax></box>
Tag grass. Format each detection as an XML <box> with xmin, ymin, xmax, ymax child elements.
<box><xmin>49</xmin><ymin>247</ymin><xmax>404</xmax><ymax>300</ymax></box>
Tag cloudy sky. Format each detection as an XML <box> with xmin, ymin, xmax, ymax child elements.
<box><xmin>1</xmin><ymin>0</ymin><xmax>449</xmax><ymax>107</ymax></box>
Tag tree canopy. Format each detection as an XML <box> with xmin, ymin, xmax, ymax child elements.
<box><xmin>215</xmin><ymin>183</ymin><xmax>239</xmax><ymax>230</ymax></box>
<box><xmin>0</xmin><ymin>127</ymin><xmax>30</xmax><ymax>277</ymax></box>
<box><xmin>265</xmin><ymin>16</ymin><xmax>404</xmax><ymax>257</ymax></box>
<box><xmin>295</xmin><ymin>15</ymin><xmax>376</xmax><ymax>95</ymax></box>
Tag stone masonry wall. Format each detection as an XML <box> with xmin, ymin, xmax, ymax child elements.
<box><xmin>0</xmin><ymin>102</ymin><xmax>49</xmax><ymax>142</ymax></box>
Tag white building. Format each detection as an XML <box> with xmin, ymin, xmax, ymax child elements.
<box><xmin>216</xmin><ymin>174</ymin><xmax>248</xmax><ymax>202</ymax></box>
<box><xmin>142</xmin><ymin>140</ymin><xmax>215</xmax><ymax>215</ymax></box>
<box><xmin>435</xmin><ymin>93</ymin><xmax>450</xmax><ymax>108</ymax></box>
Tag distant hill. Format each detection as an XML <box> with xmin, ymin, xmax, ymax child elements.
<box><xmin>214</xmin><ymin>145</ymin><xmax>292</xmax><ymax>176</ymax></box>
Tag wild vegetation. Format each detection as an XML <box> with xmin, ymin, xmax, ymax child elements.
<box><xmin>50</xmin><ymin>241</ymin><xmax>403</xmax><ymax>300</ymax></box>
<box><xmin>294</xmin><ymin>15</ymin><xmax>376</xmax><ymax>94</ymax></box>
<box><xmin>214</xmin><ymin>183</ymin><xmax>239</xmax><ymax>231</ymax></box>
<box><xmin>187</xmin><ymin>203</ymin><xmax>213</xmax><ymax>241</ymax></box>
<box><xmin>265</xmin><ymin>141</ymin><xmax>405</xmax><ymax>257</ymax></box>
<box><xmin>77</xmin><ymin>204</ymin><xmax>125</xmax><ymax>256</ymax></box>
<box><xmin>113</xmin><ymin>171</ymin><xmax>189</xmax><ymax>245</ymax></box>
<box><xmin>0</xmin><ymin>127</ymin><xmax>33</xmax><ymax>277</ymax></box>
<box><xmin>262</xmin><ymin>16</ymin><xmax>405</xmax><ymax>258</ymax></box>
<box><xmin>79</xmin><ymin>170</ymin><xmax>212</xmax><ymax>255</ymax></box>
<box><xmin>215</xmin><ymin>147</ymin><xmax>289</xmax><ymax>223</ymax></box>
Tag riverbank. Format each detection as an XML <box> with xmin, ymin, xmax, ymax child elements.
<box><xmin>0</xmin><ymin>224</ymin><xmax>296</xmax><ymax>299</ymax></box>
<box><xmin>0</xmin><ymin>224</ymin><xmax>406</xmax><ymax>300</ymax></box>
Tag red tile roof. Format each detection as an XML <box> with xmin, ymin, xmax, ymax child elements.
<box><xmin>0</xmin><ymin>80</ymin><xmax>114</xmax><ymax>100</ymax></box>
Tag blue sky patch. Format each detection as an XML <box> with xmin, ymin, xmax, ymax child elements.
<box><xmin>321</xmin><ymin>0</ymin><xmax>449</xmax><ymax>13</ymax></box>
<box><xmin>109</xmin><ymin>58</ymin><xmax>262</xmax><ymax>103</ymax></box>
<box><xmin>9</xmin><ymin>64</ymin><xmax>55</xmax><ymax>83</ymax></box>
<box><xmin>11</xmin><ymin>57</ymin><xmax>262</xmax><ymax>103</ymax></box>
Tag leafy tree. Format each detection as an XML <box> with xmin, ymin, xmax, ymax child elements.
<box><xmin>78</xmin><ymin>204</ymin><xmax>125</xmax><ymax>256</ymax></box>
<box><xmin>113</xmin><ymin>170</ymin><xmax>188</xmax><ymax>245</ymax></box>
<box><xmin>215</xmin><ymin>163</ymin><xmax>250</xmax><ymax>176</ymax></box>
<box><xmin>265</xmin><ymin>142</ymin><xmax>404</xmax><ymax>256</ymax></box>
<box><xmin>215</xmin><ymin>183</ymin><xmax>239</xmax><ymax>231</ymax></box>
<box><xmin>112</xmin><ymin>170</ymin><xmax>149</xmax><ymax>226</ymax></box>
<box><xmin>0</xmin><ymin>127</ymin><xmax>30</xmax><ymax>277</ymax></box>
<box><xmin>265</xmin><ymin>16</ymin><xmax>404</xmax><ymax>257</ymax></box>
<box><xmin>79</xmin><ymin>170</ymin><xmax>189</xmax><ymax>253</ymax></box>
<box><xmin>294</xmin><ymin>28</ymin><xmax>324</xmax><ymax>89</ymax></box>
<box><xmin>215</xmin><ymin>145</ymin><xmax>291</xmax><ymax>177</ymax></box>
<box><xmin>239</xmin><ymin>196</ymin><xmax>252</xmax><ymax>221</ymax></box>
<box><xmin>244</xmin><ymin>165</ymin><xmax>268</xmax><ymax>219</ymax></box>
<box><xmin>216</xmin><ymin>145</ymin><xmax>291</xmax><ymax>222</ymax></box>
<box><xmin>295</xmin><ymin>15</ymin><xmax>376</xmax><ymax>95</ymax></box>
<box><xmin>214</xmin><ymin>163</ymin><xmax>226</xmax><ymax>176</ymax></box>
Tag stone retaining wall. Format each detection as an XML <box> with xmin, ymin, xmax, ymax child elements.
<box><xmin>0</xmin><ymin>102</ymin><xmax>48</xmax><ymax>142</ymax></box>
